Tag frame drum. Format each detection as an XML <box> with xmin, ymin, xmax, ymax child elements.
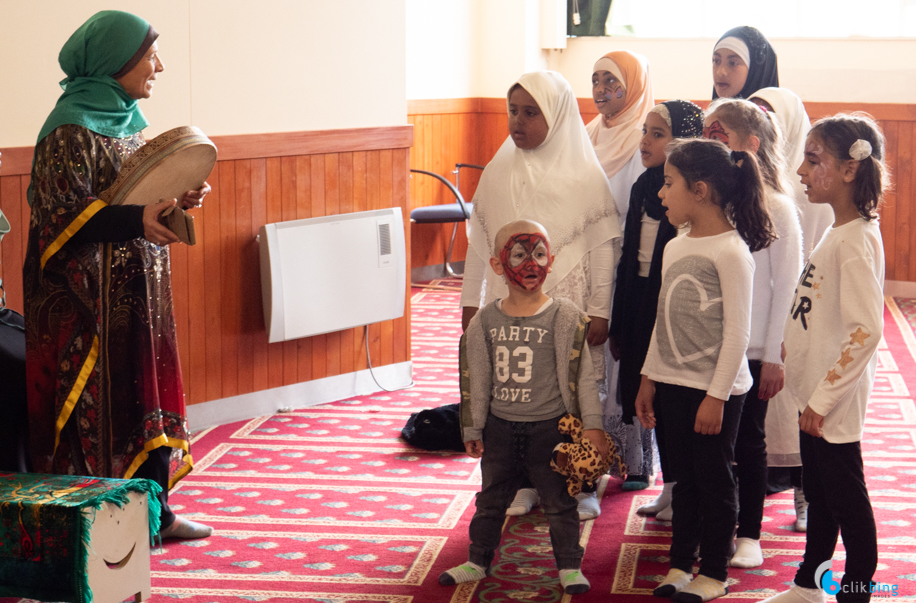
<box><xmin>99</xmin><ymin>126</ymin><xmax>217</xmax><ymax>206</ymax></box>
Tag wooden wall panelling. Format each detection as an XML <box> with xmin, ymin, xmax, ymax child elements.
<box><xmin>249</xmin><ymin>159</ymin><xmax>270</xmax><ymax>394</ymax></box>
<box><xmin>0</xmin><ymin>126</ymin><xmax>413</xmax><ymax>408</ymax></box>
<box><xmin>882</xmin><ymin>123</ymin><xmax>899</xmax><ymax>281</ymax></box>
<box><xmin>234</xmin><ymin>159</ymin><xmax>255</xmax><ymax>397</ymax></box>
<box><xmin>0</xmin><ymin>175</ymin><xmax>25</xmax><ymax>311</ymax></box>
<box><xmin>407</xmin><ymin>99</ymin><xmax>916</xmax><ymax>283</ymax></box>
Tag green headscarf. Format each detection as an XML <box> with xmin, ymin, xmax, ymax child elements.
<box><xmin>29</xmin><ymin>10</ymin><xmax>158</xmax><ymax>205</ymax></box>
<box><xmin>36</xmin><ymin>10</ymin><xmax>156</xmax><ymax>143</ymax></box>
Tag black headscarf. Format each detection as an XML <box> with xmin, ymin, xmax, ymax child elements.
<box><xmin>712</xmin><ymin>26</ymin><xmax>779</xmax><ymax>100</ymax></box>
<box><xmin>609</xmin><ymin>100</ymin><xmax>704</xmax><ymax>351</ymax></box>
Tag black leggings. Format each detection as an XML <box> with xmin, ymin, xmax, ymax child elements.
<box><xmin>132</xmin><ymin>446</ymin><xmax>177</xmax><ymax>530</ymax></box>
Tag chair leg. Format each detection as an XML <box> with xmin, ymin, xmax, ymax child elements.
<box><xmin>444</xmin><ymin>222</ymin><xmax>463</xmax><ymax>278</ymax></box>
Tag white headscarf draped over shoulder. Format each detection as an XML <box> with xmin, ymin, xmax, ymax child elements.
<box><xmin>750</xmin><ymin>87</ymin><xmax>809</xmax><ymax>182</ymax></box>
<box><xmin>586</xmin><ymin>51</ymin><xmax>654</xmax><ymax>178</ymax></box>
<box><xmin>467</xmin><ymin>70</ymin><xmax>621</xmax><ymax>298</ymax></box>
<box><xmin>750</xmin><ymin>86</ymin><xmax>832</xmax><ymax>255</ymax></box>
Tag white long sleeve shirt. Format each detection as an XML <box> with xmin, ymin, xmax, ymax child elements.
<box><xmin>783</xmin><ymin>218</ymin><xmax>884</xmax><ymax>444</ymax></box>
<box><xmin>747</xmin><ymin>189</ymin><xmax>804</xmax><ymax>363</ymax></box>
<box><xmin>642</xmin><ymin>230</ymin><xmax>755</xmax><ymax>400</ymax></box>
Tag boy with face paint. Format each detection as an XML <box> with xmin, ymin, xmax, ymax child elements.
<box><xmin>441</xmin><ymin>220</ymin><xmax>612</xmax><ymax>596</ymax></box>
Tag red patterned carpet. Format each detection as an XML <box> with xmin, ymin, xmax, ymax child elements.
<box><xmin>77</xmin><ymin>286</ymin><xmax>916</xmax><ymax>600</ymax></box>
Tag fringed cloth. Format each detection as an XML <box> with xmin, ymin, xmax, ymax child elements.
<box><xmin>0</xmin><ymin>473</ymin><xmax>160</xmax><ymax>603</ymax></box>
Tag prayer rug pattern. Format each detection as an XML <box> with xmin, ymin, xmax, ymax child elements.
<box><xmin>6</xmin><ymin>284</ymin><xmax>913</xmax><ymax>602</ymax></box>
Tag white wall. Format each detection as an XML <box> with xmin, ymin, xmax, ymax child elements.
<box><xmin>404</xmin><ymin>0</ymin><xmax>916</xmax><ymax>104</ymax></box>
<box><xmin>405</xmin><ymin>0</ymin><xmax>546</xmax><ymax>99</ymax></box>
<box><xmin>551</xmin><ymin>37</ymin><xmax>916</xmax><ymax>104</ymax></box>
<box><xmin>0</xmin><ymin>0</ymin><xmax>407</xmax><ymax>147</ymax></box>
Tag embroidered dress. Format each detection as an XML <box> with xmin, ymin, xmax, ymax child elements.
<box><xmin>24</xmin><ymin>124</ymin><xmax>191</xmax><ymax>486</ymax></box>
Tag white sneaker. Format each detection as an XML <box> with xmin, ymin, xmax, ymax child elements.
<box><xmin>576</xmin><ymin>491</ymin><xmax>601</xmax><ymax>521</ymax></box>
<box><xmin>506</xmin><ymin>488</ymin><xmax>539</xmax><ymax>516</ymax></box>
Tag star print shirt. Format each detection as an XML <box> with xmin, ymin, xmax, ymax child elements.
<box><xmin>642</xmin><ymin>230</ymin><xmax>755</xmax><ymax>400</ymax></box>
<box><xmin>783</xmin><ymin>218</ymin><xmax>884</xmax><ymax>444</ymax></box>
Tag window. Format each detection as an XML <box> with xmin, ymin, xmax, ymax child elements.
<box><xmin>599</xmin><ymin>0</ymin><xmax>916</xmax><ymax>38</ymax></box>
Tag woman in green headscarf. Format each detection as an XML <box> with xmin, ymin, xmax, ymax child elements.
<box><xmin>23</xmin><ymin>10</ymin><xmax>211</xmax><ymax>539</ymax></box>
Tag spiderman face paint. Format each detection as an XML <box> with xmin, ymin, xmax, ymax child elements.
<box><xmin>703</xmin><ymin>119</ymin><xmax>732</xmax><ymax>146</ymax></box>
<box><xmin>499</xmin><ymin>233</ymin><xmax>550</xmax><ymax>291</ymax></box>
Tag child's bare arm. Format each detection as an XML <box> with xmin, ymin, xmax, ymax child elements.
<box><xmin>582</xmin><ymin>429</ymin><xmax>610</xmax><ymax>460</ymax></box>
<box><xmin>695</xmin><ymin>395</ymin><xmax>725</xmax><ymax>435</ymax></box>
<box><xmin>798</xmin><ymin>405</ymin><xmax>825</xmax><ymax>438</ymax></box>
<box><xmin>635</xmin><ymin>375</ymin><xmax>656</xmax><ymax>429</ymax></box>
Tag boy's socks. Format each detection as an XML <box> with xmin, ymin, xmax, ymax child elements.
<box><xmin>654</xmin><ymin>568</ymin><xmax>693</xmax><ymax>597</ymax></box>
<box><xmin>576</xmin><ymin>490</ymin><xmax>601</xmax><ymax>521</ymax></box>
<box><xmin>794</xmin><ymin>487</ymin><xmax>808</xmax><ymax>532</ymax></box>
<box><xmin>638</xmin><ymin>481</ymin><xmax>675</xmax><ymax>515</ymax></box>
<box><xmin>730</xmin><ymin>537</ymin><xmax>763</xmax><ymax>568</ymax></box>
<box><xmin>506</xmin><ymin>488</ymin><xmax>539</xmax><ymax>516</ymax></box>
<box><xmin>438</xmin><ymin>562</ymin><xmax>487</xmax><ymax>586</ymax></box>
<box><xmin>757</xmin><ymin>585</ymin><xmax>826</xmax><ymax>603</ymax></box>
<box><xmin>559</xmin><ymin>569</ymin><xmax>591</xmax><ymax>594</ymax></box>
<box><xmin>622</xmin><ymin>474</ymin><xmax>651</xmax><ymax>491</ymax></box>
<box><xmin>671</xmin><ymin>575</ymin><xmax>729</xmax><ymax>603</ymax></box>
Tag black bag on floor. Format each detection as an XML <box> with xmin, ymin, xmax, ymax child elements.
<box><xmin>401</xmin><ymin>403</ymin><xmax>465</xmax><ymax>452</ymax></box>
<box><xmin>0</xmin><ymin>285</ymin><xmax>29</xmax><ymax>473</ymax></box>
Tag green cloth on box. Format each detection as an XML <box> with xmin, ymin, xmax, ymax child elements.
<box><xmin>0</xmin><ymin>473</ymin><xmax>161</xmax><ymax>603</ymax></box>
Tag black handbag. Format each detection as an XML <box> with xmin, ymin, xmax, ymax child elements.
<box><xmin>401</xmin><ymin>403</ymin><xmax>465</xmax><ymax>452</ymax></box>
<box><xmin>0</xmin><ymin>278</ymin><xmax>29</xmax><ymax>473</ymax></box>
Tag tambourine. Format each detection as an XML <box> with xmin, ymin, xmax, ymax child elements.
<box><xmin>99</xmin><ymin>126</ymin><xmax>217</xmax><ymax>206</ymax></box>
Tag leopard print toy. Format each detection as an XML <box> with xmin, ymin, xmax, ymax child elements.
<box><xmin>550</xmin><ymin>414</ymin><xmax>625</xmax><ymax>497</ymax></box>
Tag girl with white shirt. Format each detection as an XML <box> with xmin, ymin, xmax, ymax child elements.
<box><xmin>703</xmin><ymin>98</ymin><xmax>804</xmax><ymax>569</ymax></box>
<box><xmin>761</xmin><ymin>114</ymin><xmax>887</xmax><ymax>603</ymax></box>
<box><xmin>636</xmin><ymin>139</ymin><xmax>775</xmax><ymax>603</ymax></box>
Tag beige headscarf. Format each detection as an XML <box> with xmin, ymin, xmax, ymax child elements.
<box><xmin>467</xmin><ymin>71</ymin><xmax>621</xmax><ymax>300</ymax></box>
<box><xmin>586</xmin><ymin>51</ymin><xmax>654</xmax><ymax>178</ymax></box>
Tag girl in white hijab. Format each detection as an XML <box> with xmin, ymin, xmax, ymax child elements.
<box><xmin>460</xmin><ymin>71</ymin><xmax>622</xmax><ymax>518</ymax></box>
<box><xmin>750</xmin><ymin>87</ymin><xmax>834</xmax><ymax>258</ymax></box>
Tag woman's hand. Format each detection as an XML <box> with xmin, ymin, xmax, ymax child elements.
<box><xmin>143</xmin><ymin>198</ymin><xmax>180</xmax><ymax>246</ymax></box>
<box><xmin>799</xmin><ymin>405</ymin><xmax>825</xmax><ymax>438</ymax></box>
<box><xmin>694</xmin><ymin>395</ymin><xmax>725</xmax><ymax>435</ymax></box>
<box><xmin>465</xmin><ymin>440</ymin><xmax>484</xmax><ymax>458</ymax></box>
<box><xmin>757</xmin><ymin>362</ymin><xmax>785</xmax><ymax>400</ymax></box>
<box><xmin>583</xmin><ymin>428</ymin><xmax>610</xmax><ymax>460</ymax></box>
<box><xmin>635</xmin><ymin>376</ymin><xmax>656</xmax><ymax>429</ymax></box>
<box><xmin>587</xmin><ymin>316</ymin><xmax>609</xmax><ymax>347</ymax></box>
<box><xmin>181</xmin><ymin>181</ymin><xmax>211</xmax><ymax>210</ymax></box>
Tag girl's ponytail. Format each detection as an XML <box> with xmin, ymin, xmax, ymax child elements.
<box><xmin>666</xmin><ymin>139</ymin><xmax>776</xmax><ymax>252</ymax></box>
<box><xmin>727</xmin><ymin>150</ymin><xmax>776</xmax><ymax>252</ymax></box>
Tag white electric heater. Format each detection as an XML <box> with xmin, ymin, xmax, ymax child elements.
<box><xmin>259</xmin><ymin>207</ymin><xmax>406</xmax><ymax>343</ymax></box>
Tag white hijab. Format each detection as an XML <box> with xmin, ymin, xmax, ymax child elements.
<box><xmin>751</xmin><ymin>87</ymin><xmax>833</xmax><ymax>255</ymax></box>
<box><xmin>467</xmin><ymin>71</ymin><xmax>621</xmax><ymax>297</ymax></box>
<box><xmin>751</xmin><ymin>87</ymin><xmax>809</xmax><ymax>188</ymax></box>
